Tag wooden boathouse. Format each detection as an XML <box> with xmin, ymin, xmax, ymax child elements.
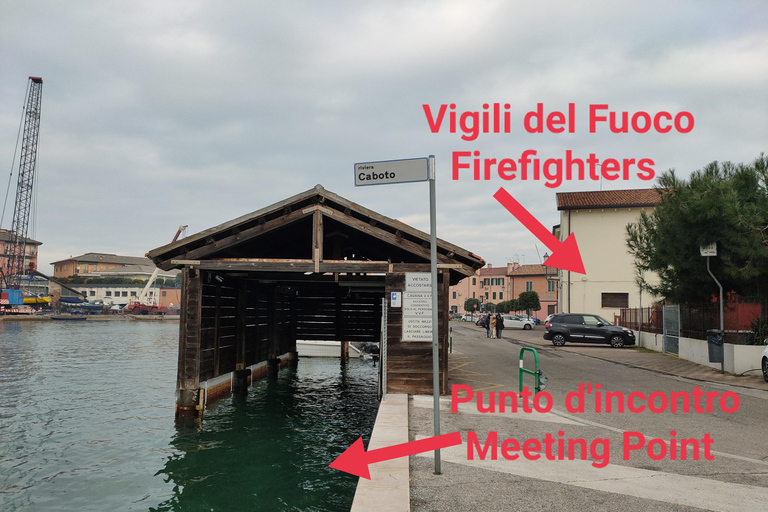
<box><xmin>147</xmin><ymin>185</ymin><xmax>484</xmax><ymax>416</ymax></box>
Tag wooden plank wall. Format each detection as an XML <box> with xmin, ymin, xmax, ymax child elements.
<box><xmin>243</xmin><ymin>283</ymin><xmax>269</xmax><ymax>366</ymax></box>
<box><xmin>384</xmin><ymin>271</ymin><xmax>449</xmax><ymax>394</ymax></box>
<box><xmin>180</xmin><ymin>272</ymin><xmax>383</xmax><ymax>392</ymax></box>
<box><xmin>293</xmin><ymin>286</ymin><xmax>380</xmax><ymax>344</ymax></box>
<box><xmin>197</xmin><ymin>279</ymin><xmax>298</xmax><ymax>382</ymax></box>
<box><xmin>199</xmin><ymin>281</ymin><xmax>239</xmax><ymax>381</ymax></box>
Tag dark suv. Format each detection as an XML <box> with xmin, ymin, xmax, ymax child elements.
<box><xmin>543</xmin><ymin>313</ymin><xmax>635</xmax><ymax>348</ymax></box>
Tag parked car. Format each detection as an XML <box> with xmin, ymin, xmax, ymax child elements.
<box><xmin>476</xmin><ymin>316</ymin><xmax>488</xmax><ymax>328</ymax></box>
<box><xmin>513</xmin><ymin>314</ymin><xmax>542</xmax><ymax>325</ymax></box>
<box><xmin>543</xmin><ymin>313</ymin><xmax>635</xmax><ymax>348</ymax></box>
<box><xmin>762</xmin><ymin>341</ymin><xmax>768</xmax><ymax>382</ymax></box>
<box><xmin>462</xmin><ymin>313</ymin><xmax>476</xmax><ymax>322</ymax></box>
<box><xmin>501</xmin><ymin>314</ymin><xmax>534</xmax><ymax>330</ymax></box>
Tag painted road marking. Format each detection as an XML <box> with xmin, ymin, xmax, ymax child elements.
<box><xmin>448</xmin><ymin>357</ymin><xmax>507</xmax><ymax>392</ymax></box>
<box><xmin>414</xmin><ymin>438</ymin><xmax>768</xmax><ymax>512</ymax></box>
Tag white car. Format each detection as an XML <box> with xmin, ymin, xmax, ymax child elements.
<box><xmin>762</xmin><ymin>342</ymin><xmax>768</xmax><ymax>382</ymax></box>
<box><xmin>501</xmin><ymin>314</ymin><xmax>534</xmax><ymax>330</ymax></box>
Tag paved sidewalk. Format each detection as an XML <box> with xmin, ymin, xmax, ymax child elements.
<box><xmin>407</xmin><ymin>322</ymin><xmax>768</xmax><ymax>512</ymax></box>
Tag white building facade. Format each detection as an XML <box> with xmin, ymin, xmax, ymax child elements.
<box><xmin>556</xmin><ymin>189</ymin><xmax>661</xmax><ymax>321</ymax></box>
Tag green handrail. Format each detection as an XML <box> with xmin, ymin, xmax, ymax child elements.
<box><xmin>519</xmin><ymin>347</ymin><xmax>540</xmax><ymax>393</ymax></box>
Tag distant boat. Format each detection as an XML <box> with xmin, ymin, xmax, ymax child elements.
<box><xmin>51</xmin><ymin>315</ymin><xmax>87</xmax><ymax>321</ymax></box>
<box><xmin>59</xmin><ymin>297</ymin><xmax>85</xmax><ymax>304</ymax></box>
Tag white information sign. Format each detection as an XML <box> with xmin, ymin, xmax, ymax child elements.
<box><xmin>354</xmin><ymin>158</ymin><xmax>429</xmax><ymax>187</ymax></box>
<box><xmin>403</xmin><ymin>273</ymin><xmax>433</xmax><ymax>341</ymax></box>
<box><xmin>403</xmin><ymin>317</ymin><xmax>433</xmax><ymax>341</ymax></box>
<box><xmin>700</xmin><ymin>242</ymin><xmax>717</xmax><ymax>257</ymax></box>
<box><xmin>403</xmin><ymin>292</ymin><xmax>431</xmax><ymax>316</ymax></box>
<box><xmin>405</xmin><ymin>272</ymin><xmax>432</xmax><ymax>291</ymax></box>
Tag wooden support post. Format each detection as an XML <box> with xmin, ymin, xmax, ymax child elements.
<box><xmin>213</xmin><ymin>281</ymin><xmax>221</xmax><ymax>377</ymax></box>
<box><xmin>340</xmin><ymin>341</ymin><xmax>349</xmax><ymax>364</ymax></box>
<box><xmin>289</xmin><ymin>292</ymin><xmax>298</xmax><ymax>368</ymax></box>
<box><xmin>176</xmin><ymin>267</ymin><xmax>203</xmax><ymax>417</ymax></box>
<box><xmin>267</xmin><ymin>357</ymin><xmax>280</xmax><ymax>380</ymax></box>
<box><xmin>439</xmin><ymin>269</ymin><xmax>450</xmax><ymax>394</ymax></box>
<box><xmin>232</xmin><ymin>369</ymin><xmax>250</xmax><ymax>394</ymax></box>
<box><xmin>268</xmin><ymin>284</ymin><xmax>279</xmax><ymax>360</ymax></box>
<box><xmin>235</xmin><ymin>279</ymin><xmax>247</xmax><ymax>371</ymax></box>
<box><xmin>313</xmin><ymin>209</ymin><xmax>323</xmax><ymax>273</ymax></box>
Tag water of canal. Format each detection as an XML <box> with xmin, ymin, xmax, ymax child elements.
<box><xmin>0</xmin><ymin>320</ymin><xmax>379</xmax><ymax>511</ymax></box>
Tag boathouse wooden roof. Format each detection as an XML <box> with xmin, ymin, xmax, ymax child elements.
<box><xmin>147</xmin><ymin>184</ymin><xmax>485</xmax><ymax>284</ymax></box>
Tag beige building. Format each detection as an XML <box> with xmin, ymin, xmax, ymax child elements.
<box><xmin>51</xmin><ymin>253</ymin><xmax>154</xmax><ymax>278</ymax></box>
<box><xmin>556</xmin><ymin>189</ymin><xmax>661</xmax><ymax>321</ymax></box>
<box><xmin>51</xmin><ymin>252</ymin><xmax>180</xmax><ymax>307</ymax></box>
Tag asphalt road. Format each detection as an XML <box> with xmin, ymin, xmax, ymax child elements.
<box><xmin>409</xmin><ymin>322</ymin><xmax>768</xmax><ymax>512</ymax></box>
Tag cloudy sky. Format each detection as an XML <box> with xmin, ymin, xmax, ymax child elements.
<box><xmin>1</xmin><ymin>1</ymin><xmax>766</xmax><ymax>274</ymax></box>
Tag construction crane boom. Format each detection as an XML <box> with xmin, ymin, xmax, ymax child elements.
<box><xmin>123</xmin><ymin>225</ymin><xmax>187</xmax><ymax>315</ymax></box>
<box><xmin>2</xmin><ymin>77</ymin><xmax>43</xmax><ymax>289</ymax></box>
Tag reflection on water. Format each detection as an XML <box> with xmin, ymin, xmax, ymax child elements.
<box><xmin>154</xmin><ymin>361</ymin><xmax>378</xmax><ymax>512</ymax></box>
<box><xmin>0</xmin><ymin>321</ymin><xmax>378</xmax><ymax>512</ymax></box>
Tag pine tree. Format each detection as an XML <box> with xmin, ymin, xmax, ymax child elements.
<box><xmin>626</xmin><ymin>154</ymin><xmax>768</xmax><ymax>303</ymax></box>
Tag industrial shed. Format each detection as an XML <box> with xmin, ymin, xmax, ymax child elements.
<box><xmin>147</xmin><ymin>185</ymin><xmax>484</xmax><ymax>416</ymax></box>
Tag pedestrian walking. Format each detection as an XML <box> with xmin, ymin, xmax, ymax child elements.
<box><xmin>489</xmin><ymin>313</ymin><xmax>497</xmax><ymax>339</ymax></box>
<box><xmin>484</xmin><ymin>313</ymin><xmax>492</xmax><ymax>338</ymax></box>
<box><xmin>495</xmin><ymin>314</ymin><xmax>504</xmax><ymax>339</ymax></box>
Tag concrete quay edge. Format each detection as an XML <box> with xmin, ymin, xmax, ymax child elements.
<box><xmin>350</xmin><ymin>393</ymin><xmax>410</xmax><ymax>512</ymax></box>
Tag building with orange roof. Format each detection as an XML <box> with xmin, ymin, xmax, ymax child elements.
<box><xmin>448</xmin><ymin>262</ymin><xmax>557</xmax><ymax>320</ymax></box>
<box><xmin>555</xmin><ymin>188</ymin><xmax>662</xmax><ymax>320</ymax></box>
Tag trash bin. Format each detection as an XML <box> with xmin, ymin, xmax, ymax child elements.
<box><xmin>707</xmin><ymin>329</ymin><xmax>724</xmax><ymax>363</ymax></box>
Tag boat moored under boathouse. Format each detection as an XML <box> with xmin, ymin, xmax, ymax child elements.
<box><xmin>147</xmin><ymin>185</ymin><xmax>484</xmax><ymax>416</ymax></box>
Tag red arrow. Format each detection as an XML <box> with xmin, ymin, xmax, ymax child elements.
<box><xmin>329</xmin><ymin>432</ymin><xmax>463</xmax><ymax>479</ymax></box>
<box><xmin>493</xmin><ymin>188</ymin><xmax>586</xmax><ymax>274</ymax></box>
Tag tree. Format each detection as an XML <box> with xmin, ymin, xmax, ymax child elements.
<box><xmin>495</xmin><ymin>300</ymin><xmax>511</xmax><ymax>313</ymax></box>
<box><xmin>464</xmin><ymin>297</ymin><xmax>481</xmax><ymax>312</ymax></box>
<box><xmin>517</xmin><ymin>291</ymin><xmax>541</xmax><ymax>313</ymax></box>
<box><xmin>497</xmin><ymin>299</ymin><xmax>520</xmax><ymax>314</ymax></box>
<box><xmin>626</xmin><ymin>155</ymin><xmax>768</xmax><ymax>303</ymax></box>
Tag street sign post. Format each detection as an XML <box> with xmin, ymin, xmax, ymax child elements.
<box><xmin>700</xmin><ymin>242</ymin><xmax>717</xmax><ymax>257</ymax></box>
<box><xmin>702</xmin><ymin>242</ymin><xmax>724</xmax><ymax>373</ymax></box>
<box><xmin>354</xmin><ymin>155</ymin><xmax>442</xmax><ymax>474</ymax></box>
<box><xmin>354</xmin><ymin>158</ymin><xmax>428</xmax><ymax>186</ymax></box>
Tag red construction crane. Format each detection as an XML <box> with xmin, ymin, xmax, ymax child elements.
<box><xmin>2</xmin><ymin>77</ymin><xmax>43</xmax><ymax>290</ymax></box>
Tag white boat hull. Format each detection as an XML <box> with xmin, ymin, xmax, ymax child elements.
<box><xmin>296</xmin><ymin>340</ymin><xmax>362</xmax><ymax>358</ymax></box>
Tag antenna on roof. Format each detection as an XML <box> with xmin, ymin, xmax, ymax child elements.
<box><xmin>535</xmin><ymin>244</ymin><xmax>542</xmax><ymax>263</ymax></box>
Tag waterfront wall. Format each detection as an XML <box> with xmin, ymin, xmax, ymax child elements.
<box><xmin>201</xmin><ymin>351</ymin><xmax>296</xmax><ymax>405</ymax></box>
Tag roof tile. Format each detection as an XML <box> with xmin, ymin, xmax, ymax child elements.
<box><xmin>556</xmin><ymin>189</ymin><xmax>661</xmax><ymax>210</ymax></box>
